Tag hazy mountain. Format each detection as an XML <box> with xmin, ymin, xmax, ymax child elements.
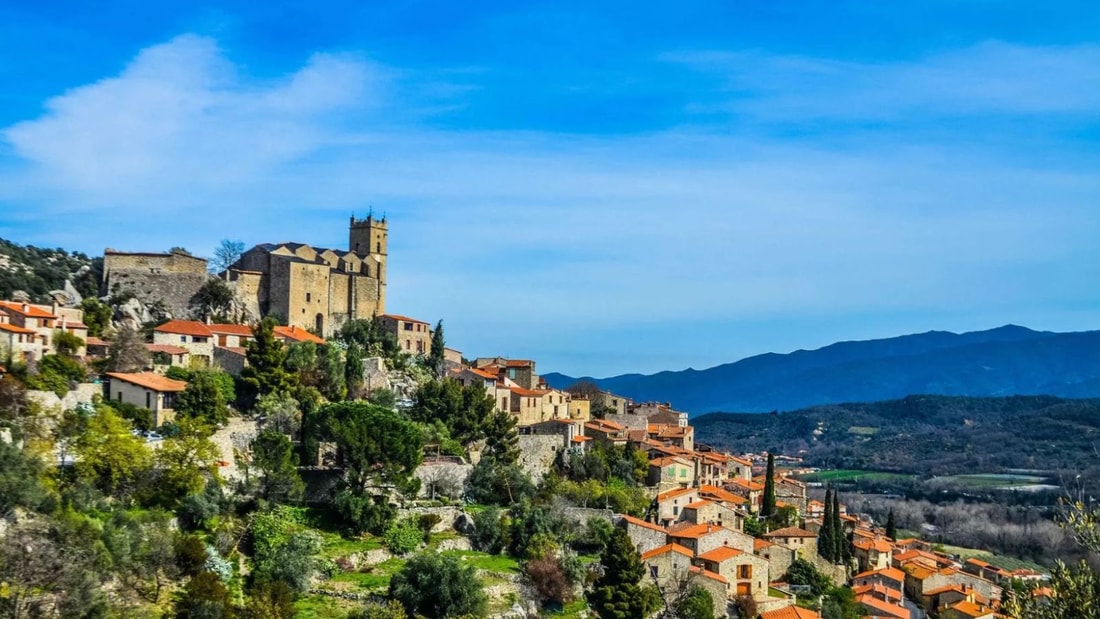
<box><xmin>543</xmin><ymin>325</ymin><xmax>1100</xmax><ymax>414</ymax></box>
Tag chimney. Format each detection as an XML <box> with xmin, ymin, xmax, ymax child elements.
<box><xmin>22</xmin><ymin>302</ymin><xmax>29</xmax><ymax>313</ymax></box>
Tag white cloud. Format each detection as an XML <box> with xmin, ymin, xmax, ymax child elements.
<box><xmin>1</xmin><ymin>35</ymin><xmax>1098</xmax><ymax>375</ymax></box>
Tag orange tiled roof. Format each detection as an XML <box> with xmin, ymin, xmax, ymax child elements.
<box><xmin>759</xmin><ymin>606</ymin><xmax>821</xmax><ymax>619</ymax></box>
<box><xmin>145</xmin><ymin>343</ymin><xmax>189</xmax><ymax>355</ymax></box>
<box><xmin>698</xmin><ymin>485</ymin><xmax>748</xmax><ymax>505</ymax></box>
<box><xmin>853</xmin><ymin>582</ymin><xmax>902</xmax><ymax>601</ymax></box>
<box><xmin>853</xmin><ymin>567</ymin><xmax>906</xmax><ymax>584</ymax></box>
<box><xmin>763</xmin><ymin>526</ymin><xmax>817</xmax><ymax>539</ymax></box>
<box><xmin>697</xmin><ymin>545</ymin><xmax>744</xmax><ymax>563</ymax></box>
<box><xmin>587</xmin><ymin>418</ymin><xmax>625</xmax><ymax>431</ymax></box>
<box><xmin>669</xmin><ymin>523</ymin><xmax>724</xmax><ymax>539</ymax></box>
<box><xmin>0</xmin><ymin>301</ymin><xmax>56</xmax><ymax>318</ymax></box>
<box><xmin>640</xmin><ymin>543</ymin><xmax>693</xmax><ymax>561</ymax></box>
<box><xmin>106</xmin><ymin>371</ymin><xmax>187</xmax><ymax>392</ymax></box>
<box><xmin>728</xmin><ymin>478</ymin><xmax>766</xmax><ymax>491</ymax></box>
<box><xmin>510</xmin><ymin>386</ymin><xmax>549</xmax><ymax>397</ymax></box>
<box><xmin>381</xmin><ymin>313</ymin><xmax>429</xmax><ymax>324</ymax></box>
<box><xmin>945</xmin><ymin>600</ymin><xmax>994</xmax><ymax>618</ymax></box>
<box><xmin>684</xmin><ymin>500</ymin><xmax>713</xmax><ymax>510</ymax></box>
<box><xmin>85</xmin><ymin>336</ymin><xmax>110</xmax><ymax>346</ymax></box>
<box><xmin>856</xmin><ymin>594</ymin><xmax>909</xmax><ymax>619</ymax></box>
<box><xmin>206</xmin><ymin>323</ymin><xmax>254</xmax><ymax>336</ymax></box>
<box><xmin>154</xmin><ymin>320</ymin><xmax>213</xmax><ymax>337</ymax></box>
<box><xmin>619</xmin><ymin>514</ymin><xmax>667</xmax><ymax>534</ymax></box>
<box><xmin>689</xmin><ymin>565</ymin><xmax>729</xmax><ymax>585</ymax></box>
<box><xmin>753</xmin><ymin>539</ymin><xmax>774</xmax><ymax>551</ymax></box>
<box><xmin>571</xmin><ymin>435</ymin><xmax>593</xmax><ymax>443</ymax></box>
<box><xmin>0</xmin><ymin>322</ymin><xmax>37</xmax><ymax>335</ymax></box>
<box><xmin>272</xmin><ymin>325</ymin><xmax>324</xmax><ymax>343</ymax></box>
<box><xmin>657</xmin><ymin>487</ymin><xmax>697</xmax><ymax>502</ymax></box>
<box><xmin>854</xmin><ymin>538</ymin><xmax>894</xmax><ymax>553</ymax></box>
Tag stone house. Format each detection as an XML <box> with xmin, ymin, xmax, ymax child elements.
<box><xmin>105</xmin><ymin>372</ymin><xmax>187</xmax><ymax>427</ymax></box>
<box><xmin>656</xmin><ymin>487</ymin><xmax>700</xmax><ymax>525</ymax></box>
<box><xmin>696</xmin><ymin>545</ymin><xmax>770</xmax><ymax>599</ymax></box>
<box><xmin>474</xmin><ymin>358</ymin><xmax>539</xmax><ymax>390</ymax></box>
<box><xmin>618</xmin><ymin>515</ymin><xmax>669</xmax><ymax>555</ymax></box>
<box><xmin>669</xmin><ymin>523</ymin><xmax>754</xmax><ymax>557</ymax></box>
<box><xmin>762</xmin><ymin>527</ymin><xmax>818</xmax><ymax>557</ymax></box>
<box><xmin>146</xmin><ymin>344</ymin><xmax>190</xmax><ymax>368</ymax></box>
<box><xmin>0</xmin><ymin>322</ymin><xmax>42</xmax><ymax>362</ymax></box>
<box><xmin>647</xmin><ymin>423</ymin><xmax>694</xmax><ymax>452</ymax></box>
<box><xmin>754</xmin><ymin>539</ymin><xmax>797</xmax><ymax>585</ymax></box>
<box><xmin>450</xmin><ymin>367</ymin><xmax>498</xmax><ymax>392</ymax></box>
<box><xmin>759</xmin><ymin>607</ymin><xmax>821</xmax><ymax>619</ymax></box>
<box><xmin>227</xmin><ymin>216</ymin><xmax>387</xmax><ymax>337</ymax></box>
<box><xmin>583</xmin><ymin>418</ymin><xmax>629</xmax><ymax>447</ymax></box>
<box><xmin>0</xmin><ymin>300</ymin><xmax>86</xmax><ymax>357</ymax></box>
<box><xmin>853</xmin><ymin>537</ymin><xmax>894</xmax><ymax>572</ymax></box>
<box><xmin>725</xmin><ymin>477</ymin><xmax>765</xmax><ymax>513</ymax></box>
<box><xmin>648</xmin><ymin>455</ymin><xmax>695</xmax><ymax>488</ymax></box>
<box><xmin>855</xmin><ymin>594</ymin><xmax>909</xmax><ymax>619</ymax></box>
<box><xmin>567</xmin><ymin>396</ymin><xmax>590</xmax><ymax>422</ymax></box>
<box><xmin>641</xmin><ymin>544</ymin><xmax>728</xmax><ymax>614</ymax></box>
<box><xmin>679</xmin><ymin>498</ymin><xmax>747</xmax><ymax>533</ymax></box>
<box><xmin>206</xmin><ymin>323</ymin><xmax>254</xmax><ymax>349</ymax></box>
<box><xmin>101</xmin><ymin>249</ymin><xmax>209</xmax><ymax>318</ymax></box>
<box><xmin>153</xmin><ymin>320</ymin><xmax>214</xmax><ymax>365</ymax></box>
<box><xmin>853</xmin><ymin>567</ymin><xmax>906</xmax><ymax>592</ymax></box>
<box><xmin>378</xmin><ymin>314</ymin><xmax>432</xmax><ymax>355</ymax></box>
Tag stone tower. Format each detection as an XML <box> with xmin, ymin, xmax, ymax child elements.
<box><xmin>349</xmin><ymin>214</ymin><xmax>387</xmax><ymax>307</ymax></box>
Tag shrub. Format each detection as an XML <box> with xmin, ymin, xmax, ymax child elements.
<box><xmin>524</xmin><ymin>553</ymin><xmax>574</xmax><ymax>605</ymax></box>
<box><xmin>417</xmin><ymin>514</ymin><xmax>441</xmax><ymax>542</ymax></box>
<box><xmin>383</xmin><ymin>518</ymin><xmax>423</xmax><ymax>555</ymax></box>
<box><xmin>389</xmin><ymin>553</ymin><xmax>486</xmax><ymax>618</ymax></box>
<box><xmin>470</xmin><ymin>506</ymin><xmax>506</xmax><ymax>554</ymax></box>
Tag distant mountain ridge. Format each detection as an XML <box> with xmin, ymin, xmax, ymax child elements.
<box><xmin>544</xmin><ymin>325</ymin><xmax>1100</xmax><ymax>415</ymax></box>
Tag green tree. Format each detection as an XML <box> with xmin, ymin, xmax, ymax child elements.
<box><xmin>470</xmin><ymin>506</ymin><xmax>507</xmax><ymax>554</ymax></box>
<box><xmin>345</xmin><ymin>601</ymin><xmax>408</xmax><ymax>618</ymax></box>
<box><xmin>239</xmin><ymin>318</ymin><xmax>294</xmax><ymax>410</ymax></box>
<box><xmin>177</xmin><ymin>370</ymin><xmax>230</xmax><ymax>426</ymax></box>
<box><xmin>251</xmin><ymin>430</ymin><xmax>304</xmax><ymax>503</ymax></box>
<box><xmin>428</xmin><ymin>320</ymin><xmax>445</xmax><ymax>376</ymax></box>
<box><xmin>819</xmin><ymin>488</ymin><xmax>835</xmax><ymax>563</ymax></box>
<box><xmin>321</xmin><ymin>402</ymin><xmax>423</xmax><ymax>533</ymax></box>
<box><xmin>53</xmin><ymin>330</ymin><xmax>84</xmax><ymax>357</ymax></box>
<box><xmin>785</xmin><ymin>558</ymin><xmax>832</xmax><ymax>597</ymax></box>
<box><xmin>466</xmin><ymin>458</ymin><xmax>535</xmax><ymax>506</ymax></box>
<box><xmin>388</xmin><ymin>553</ymin><xmax>487</xmax><ymax>619</ymax></box>
<box><xmin>482</xmin><ymin>407</ymin><xmax>520</xmax><ymax>466</ymax></box>
<box><xmin>80</xmin><ymin>297</ymin><xmax>112</xmax><ymax>337</ymax></box>
<box><xmin>675</xmin><ymin>585</ymin><xmax>716</xmax><ymax>619</ymax></box>
<box><xmin>242</xmin><ymin>581</ymin><xmax>296</xmax><ymax>619</ymax></box>
<box><xmin>317</xmin><ymin>343</ymin><xmax>347</xmax><ymax>401</ymax></box>
<box><xmin>194</xmin><ymin>277</ymin><xmax>236</xmax><ymax>320</ymax></box>
<box><xmin>383</xmin><ymin>517</ymin><xmax>424</xmax><ymax>555</ymax></box>
<box><xmin>175</xmin><ymin>571</ymin><xmax>234</xmax><ymax>619</ymax></box>
<box><xmin>0</xmin><ymin>440</ymin><xmax>49</xmax><ymax>517</ymax></box>
<box><xmin>344</xmin><ymin>343</ymin><xmax>365</xmax><ymax>399</ymax></box>
<box><xmin>587</xmin><ymin>526</ymin><xmax>656</xmax><ymax>619</ymax></box>
<box><xmin>832</xmin><ymin>487</ymin><xmax>848</xmax><ymax>564</ymax></box>
<box><xmin>410</xmin><ymin>379</ymin><xmax>496</xmax><ymax>447</ymax></box>
<box><xmin>152</xmin><ymin>417</ymin><xmax>221</xmax><ymax>506</ymax></box>
<box><xmin>762</xmin><ymin>452</ymin><xmax>777</xmax><ymax>519</ymax></box>
<box><xmin>73</xmin><ymin>405</ymin><xmax>153</xmax><ymax>497</ymax></box>
<box><xmin>885</xmin><ymin>509</ymin><xmax>897</xmax><ymax>541</ymax></box>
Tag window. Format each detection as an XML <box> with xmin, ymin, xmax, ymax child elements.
<box><xmin>180</xmin><ymin>335</ymin><xmax>186</xmax><ymax>342</ymax></box>
<box><xmin>306</xmin><ymin>292</ymin><xmax>312</xmax><ymax>302</ymax></box>
<box><xmin>738</xmin><ymin>565</ymin><xmax>752</xmax><ymax>579</ymax></box>
<box><xmin>146</xmin><ymin>392</ymin><xmax>151</xmax><ymax>408</ymax></box>
<box><xmin>404</xmin><ymin>322</ymin><xmax>414</xmax><ymax>330</ymax></box>
<box><xmin>673</xmin><ymin>506</ymin><xmax>679</xmax><ymax>516</ymax></box>
<box><xmin>508</xmin><ymin>368</ymin><xmax>517</xmax><ymax>379</ymax></box>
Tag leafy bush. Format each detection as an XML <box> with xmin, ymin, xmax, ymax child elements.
<box><xmin>389</xmin><ymin>553</ymin><xmax>486</xmax><ymax>618</ymax></box>
<box><xmin>470</xmin><ymin>506</ymin><xmax>506</xmax><ymax>554</ymax></box>
<box><xmin>417</xmin><ymin>514</ymin><xmax>441</xmax><ymax>542</ymax></box>
<box><xmin>383</xmin><ymin>518</ymin><xmax>423</xmax><ymax>555</ymax></box>
<box><xmin>203</xmin><ymin>545</ymin><xmax>234</xmax><ymax>583</ymax></box>
<box><xmin>524</xmin><ymin>552</ymin><xmax>575</xmax><ymax>605</ymax></box>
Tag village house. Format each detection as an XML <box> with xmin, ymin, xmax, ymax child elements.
<box><xmin>725</xmin><ymin>477</ymin><xmax>766</xmax><ymax>513</ymax></box>
<box><xmin>668</xmin><ymin>523</ymin><xmax>754</xmax><ymax>557</ymax></box>
<box><xmin>853</xmin><ymin>536</ymin><xmax>895</xmax><ymax>572</ymax></box>
<box><xmin>0</xmin><ymin>300</ymin><xmax>88</xmax><ymax>357</ymax></box>
<box><xmin>649</xmin><ymin>456</ymin><xmax>695</xmax><ymax>489</ymax></box>
<box><xmin>105</xmin><ymin>372</ymin><xmax>187</xmax><ymax>427</ymax></box>
<box><xmin>206</xmin><ymin>323</ymin><xmax>254</xmax><ymax>349</ymax></box>
<box><xmin>584</xmin><ymin>418</ymin><xmax>629</xmax><ymax>447</ymax></box>
<box><xmin>146</xmin><ymin>343</ymin><xmax>190</xmax><ymax>368</ymax></box>
<box><xmin>759</xmin><ymin>607</ymin><xmax>821</xmax><ymax>619</ymax></box>
<box><xmin>0</xmin><ymin>321</ymin><xmax>42</xmax><ymax>362</ymax></box>
<box><xmin>855</xmin><ymin>592</ymin><xmax>909</xmax><ymax>619</ymax></box>
<box><xmin>378</xmin><ymin>314</ymin><xmax>432</xmax><ymax>355</ymax></box>
<box><xmin>647</xmin><ymin>423</ymin><xmax>694</xmax><ymax>452</ymax></box>
<box><xmin>618</xmin><ymin>515</ymin><xmax>669</xmax><ymax>555</ymax></box>
<box><xmin>153</xmin><ymin>320</ymin><xmax>214</xmax><ymax>365</ymax></box>
<box><xmin>853</xmin><ymin>567</ymin><xmax>907</xmax><ymax>593</ymax></box>
<box><xmin>695</xmin><ymin>544</ymin><xmax>770</xmax><ymax>599</ymax></box>
<box><xmin>762</xmin><ymin>527</ymin><xmax>818</xmax><ymax>557</ymax></box>
<box><xmin>640</xmin><ymin>544</ymin><xmax>728</xmax><ymax>616</ymax></box>
<box><xmin>272</xmin><ymin>324</ymin><xmax>325</xmax><ymax>344</ymax></box>
<box><xmin>475</xmin><ymin>357</ymin><xmax>539</xmax><ymax>390</ymax></box>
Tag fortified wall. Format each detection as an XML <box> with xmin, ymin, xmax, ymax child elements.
<box><xmin>102</xmin><ymin>250</ymin><xmax>210</xmax><ymax>319</ymax></box>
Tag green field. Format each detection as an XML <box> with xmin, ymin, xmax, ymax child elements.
<box><xmin>797</xmin><ymin>469</ymin><xmax>913</xmax><ymax>484</ymax></box>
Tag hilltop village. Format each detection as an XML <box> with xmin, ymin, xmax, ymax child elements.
<box><xmin>0</xmin><ymin>221</ymin><xmax>1050</xmax><ymax>619</ymax></box>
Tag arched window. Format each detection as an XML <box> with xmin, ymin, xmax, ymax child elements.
<box><xmin>315</xmin><ymin>313</ymin><xmax>324</xmax><ymax>334</ymax></box>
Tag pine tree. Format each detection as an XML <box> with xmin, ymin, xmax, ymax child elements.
<box><xmin>819</xmin><ymin>488</ymin><xmax>835</xmax><ymax>562</ymax></box>
<box><xmin>587</xmin><ymin>527</ymin><xmax>655</xmax><ymax>619</ymax></box>
<box><xmin>761</xmin><ymin>452</ymin><xmax>777</xmax><ymax>519</ymax></box>
<box><xmin>239</xmin><ymin>317</ymin><xmax>294</xmax><ymax>410</ymax></box>
<box><xmin>428</xmin><ymin>320</ymin><xmax>446</xmax><ymax>377</ymax></box>
<box><xmin>886</xmin><ymin>509</ymin><xmax>897</xmax><ymax>541</ymax></box>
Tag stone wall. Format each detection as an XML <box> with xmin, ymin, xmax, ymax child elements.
<box><xmin>517</xmin><ymin>434</ymin><xmax>563</xmax><ymax>482</ymax></box>
<box><xmin>26</xmin><ymin>382</ymin><xmax>101</xmax><ymax>413</ymax></box>
<box><xmin>557</xmin><ymin>506</ymin><xmax>615</xmax><ymax>527</ymax></box>
<box><xmin>103</xmin><ymin>251</ymin><xmax>210</xmax><ymax>319</ymax></box>
<box><xmin>395</xmin><ymin>505</ymin><xmax>468</xmax><ymax>533</ymax></box>
<box><xmin>805</xmin><ymin>552</ymin><xmax>848</xmax><ymax>587</ymax></box>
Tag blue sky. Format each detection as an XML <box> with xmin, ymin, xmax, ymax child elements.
<box><xmin>1</xmin><ymin>1</ymin><xmax>1098</xmax><ymax>376</ymax></box>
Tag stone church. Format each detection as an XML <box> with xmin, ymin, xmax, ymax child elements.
<box><xmin>226</xmin><ymin>216</ymin><xmax>387</xmax><ymax>337</ymax></box>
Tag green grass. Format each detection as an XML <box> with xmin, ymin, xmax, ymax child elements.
<box><xmin>293</xmin><ymin>595</ymin><xmax>359</xmax><ymax>619</ymax></box>
<box><xmin>797</xmin><ymin>469</ymin><xmax>913</xmax><ymax>483</ymax></box>
<box><xmin>936</xmin><ymin>474</ymin><xmax>1048</xmax><ymax>489</ymax></box>
<box><xmin>317</xmin><ymin>530</ymin><xmax>383</xmax><ymax>559</ymax></box>
<box><xmin>935</xmin><ymin>543</ymin><xmax>1047</xmax><ymax>573</ymax></box>
<box><xmin>442</xmin><ymin>550</ymin><xmax>521</xmax><ymax>573</ymax></box>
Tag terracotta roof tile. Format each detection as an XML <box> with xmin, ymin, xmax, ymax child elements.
<box><xmin>759</xmin><ymin>606</ymin><xmax>821</xmax><ymax>619</ymax></box>
<box><xmin>619</xmin><ymin>515</ymin><xmax>667</xmax><ymax>534</ymax></box>
<box><xmin>381</xmin><ymin>313</ymin><xmax>429</xmax><ymax>324</ymax></box>
<box><xmin>0</xmin><ymin>301</ymin><xmax>56</xmax><ymax>318</ymax></box>
<box><xmin>106</xmin><ymin>372</ymin><xmax>187</xmax><ymax>392</ymax></box>
<box><xmin>272</xmin><ymin>325</ymin><xmax>324</xmax><ymax>343</ymax></box>
<box><xmin>0</xmin><ymin>322</ymin><xmax>37</xmax><ymax>335</ymax></box>
<box><xmin>206</xmin><ymin>323</ymin><xmax>254</xmax><ymax>336</ymax></box>
<box><xmin>640</xmin><ymin>543</ymin><xmax>693</xmax><ymax>561</ymax></box>
<box><xmin>697</xmin><ymin>545</ymin><xmax>744</xmax><ymax>562</ymax></box>
<box><xmin>145</xmin><ymin>343</ymin><xmax>189</xmax><ymax>355</ymax></box>
<box><xmin>763</xmin><ymin>527</ymin><xmax>817</xmax><ymax>539</ymax></box>
<box><xmin>154</xmin><ymin>320</ymin><xmax>213</xmax><ymax>337</ymax></box>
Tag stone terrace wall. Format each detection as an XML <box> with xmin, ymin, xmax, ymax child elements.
<box><xmin>517</xmin><ymin>434</ymin><xmax>563</xmax><ymax>482</ymax></box>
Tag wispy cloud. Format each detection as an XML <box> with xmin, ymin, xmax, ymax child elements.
<box><xmin>1</xmin><ymin>34</ymin><xmax>1097</xmax><ymax>375</ymax></box>
<box><xmin>663</xmin><ymin>41</ymin><xmax>1100</xmax><ymax>120</ymax></box>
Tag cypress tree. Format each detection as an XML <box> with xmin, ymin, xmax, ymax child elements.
<box><xmin>762</xmin><ymin>453</ymin><xmax>777</xmax><ymax>519</ymax></box>
<box><xmin>886</xmin><ymin>509</ymin><xmax>897</xmax><ymax>541</ymax></box>
<box><xmin>819</xmin><ymin>488</ymin><xmax>835</xmax><ymax>562</ymax></box>
<box><xmin>428</xmin><ymin>320</ymin><xmax>446</xmax><ymax>377</ymax></box>
<box><xmin>831</xmin><ymin>488</ymin><xmax>846</xmax><ymax>564</ymax></box>
<box><xmin>587</xmin><ymin>527</ymin><xmax>655</xmax><ymax>619</ymax></box>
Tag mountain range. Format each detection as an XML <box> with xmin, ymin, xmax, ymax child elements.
<box><xmin>543</xmin><ymin>325</ymin><xmax>1100</xmax><ymax>415</ymax></box>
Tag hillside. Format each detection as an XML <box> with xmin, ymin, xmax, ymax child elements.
<box><xmin>0</xmin><ymin>237</ymin><xmax>101</xmax><ymax>303</ymax></box>
<box><xmin>692</xmin><ymin>394</ymin><xmax>1100</xmax><ymax>478</ymax></box>
<box><xmin>545</xmin><ymin>325</ymin><xmax>1100</xmax><ymax>414</ymax></box>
